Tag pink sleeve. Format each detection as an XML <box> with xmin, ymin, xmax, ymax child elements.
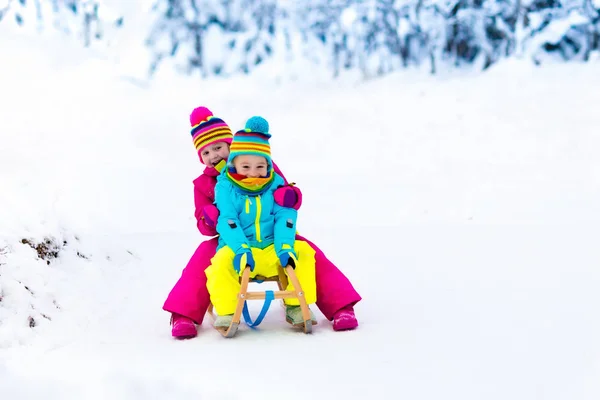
<box><xmin>193</xmin><ymin>178</ymin><xmax>217</xmax><ymax>236</ymax></box>
<box><xmin>271</xmin><ymin>160</ymin><xmax>303</xmax><ymax>210</ymax></box>
<box><xmin>272</xmin><ymin>161</ymin><xmax>288</xmax><ymax>185</ymax></box>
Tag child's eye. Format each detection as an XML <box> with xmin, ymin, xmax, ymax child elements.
<box><xmin>215</xmin><ymin>145</ymin><xmax>221</xmax><ymax>150</ymax></box>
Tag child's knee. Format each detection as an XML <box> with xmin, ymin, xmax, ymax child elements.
<box><xmin>210</xmin><ymin>247</ymin><xmax>235</xmax><ymax>265</ymax></box>
<box><xmin>294</xmin><ymin>240</ymin><xmax>316</xmax><ymax>260</ymax></box>
<box><xmin>206</xmin><ymin>247</ymin><xmax>237</xmax><ymax>277</ymax></box>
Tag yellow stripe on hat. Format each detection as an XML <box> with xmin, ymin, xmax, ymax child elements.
<box><xmin>193</xmin><ymin>128</ymin><xmax>232</xmax><ymax>148</ymax></box>
<box><xmin>193</xmin><ymin>127</ymin><xmax>232</xmax><ymax>145</ymax></box>
<box><xmin>195</xmin><ymin>134</ymin><xmax>232</xmax><ymax>151</ymax></box>
<box><xmin>230</xmin><ymin>143</ymin><xmax>271</xmax><ymax>154</ymax></box>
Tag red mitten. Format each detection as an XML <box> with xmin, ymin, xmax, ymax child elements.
<box><xmin>201</xmin><ymin>205</ymin><xmax>219</xmax><ymax>228</ymax></box>
<box><xmin>273</xmin><ymin>184</ymin><xmax>303</xmax><ymax>210</ymax></box>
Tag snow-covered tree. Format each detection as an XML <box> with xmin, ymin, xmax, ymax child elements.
<box><xmin>146</xmin><ymin>0</ymin><xmax>283</xmax><ymax>77</ymax></box>
<box><xmin>8</xmin><ymin>0</ymin><xmax>599</xmax><ymax>79</ymax></box>
<box><xmin>521</xmin><ymin>0</ymin><xmax>600</xmax><ymax>63</ymax></box>
<box><xmin>0</xmin><ymin>0</ymin><xmax>123</xmax><ymax>47</ymax></box>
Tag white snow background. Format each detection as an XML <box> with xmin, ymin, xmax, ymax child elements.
<box><xmin>1</xmin><ymin>17</ymin><xmax>600</xmax><ymax>400</ymax></box>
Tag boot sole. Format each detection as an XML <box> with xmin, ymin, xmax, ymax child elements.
<box><xmin>174</xmin><ymin>333</ymin><xmax>197</xmax><ymax>339</ymax></box>
<box><xmin>286</xmin><ymin>316</ymin><xmax>318</xmax><ymax>328</ymax></box>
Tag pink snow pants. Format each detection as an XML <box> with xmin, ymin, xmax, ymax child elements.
<box><xmin>163</xmin><ymin>235</ymin><xmax>361</xmax><ymax>324</ymax></box>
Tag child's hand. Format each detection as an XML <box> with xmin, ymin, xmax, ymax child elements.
<box><xmin>234</xmin><ymin>249</ymin><xmax>255</xmax><ymax>274</ymax></box>
<box><xmin>274</xmin><ymin>184</ymin><xmax>302</xmax><ymax>210</ymax></box>
<box><xmin>201</xmin><ymin>205</ymin><xmax>220</xmax><ymax>228</ymax></box>
<box><xmin>278</xmin><ymin>249</ymin><xmax>298</xmax><ymax>269</ymax></box>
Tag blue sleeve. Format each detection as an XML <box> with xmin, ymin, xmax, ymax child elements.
<box><xmin>214</xmin><ymin>178</ymin><xmax>250</xmax><ymax>254</ymax></box>
<box><xmin>272</xmin><ymin>174</ymin><xmax>297</xmax><ymax>254</ymax></box>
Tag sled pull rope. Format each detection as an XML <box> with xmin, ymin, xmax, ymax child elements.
<box><xmin>242</xmin><ymin>290</ymin><xmax>274</xmax><ymax>328</ymax></box>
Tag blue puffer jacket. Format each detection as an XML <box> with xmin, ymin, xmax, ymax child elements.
<box><xmin>214</xmin><ymin>171</ymin><xmax>297</xmax><ymax>255</ymax></box>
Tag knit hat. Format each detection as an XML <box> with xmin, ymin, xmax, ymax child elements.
<box><xmin>228</xmin><ymin>116</ymin><xmax>272</xmax><ymax>169</ymax></box>
<box><xmin>189</xmin><ymin>106</ymin><xmax>233</xmax><ymax>163</ymax></box>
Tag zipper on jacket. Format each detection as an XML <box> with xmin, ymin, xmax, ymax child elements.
<box><xmin>245</xmin><ymin>197</ymin><xmax>251</xmax><ymax>214</ymax></box>
<box><xmin>255</xmin><ymin>195</ymin><xmax>262</xmax><ymax>242</ymax></box>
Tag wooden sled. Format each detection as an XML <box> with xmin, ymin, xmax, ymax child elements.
<box><xmin>207</xmin><ymin>264</ymin><xmax>314</xmax><ymax>338</ymax></box>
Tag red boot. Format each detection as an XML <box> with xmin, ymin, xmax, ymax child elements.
<box><xmin>332</xmin><ymin>306</ymin><xmax>358</xmax><ymax>331</ymax></box>
<box><xmin>171</xmin><ymin>313</ymin><xmax>197</xmax><ymax>339</ymax></box>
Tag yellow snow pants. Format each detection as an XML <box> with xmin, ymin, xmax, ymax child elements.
<box><xmin>205</xmin><ymin>241</ymin><xmax>316</xmax><ymax>316</ymax></box>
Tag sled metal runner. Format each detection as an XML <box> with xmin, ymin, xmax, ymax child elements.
<box><xmin>207</xmin><ymin>264</ymin><xmax>313</xmax><ymax>338</ymax></box>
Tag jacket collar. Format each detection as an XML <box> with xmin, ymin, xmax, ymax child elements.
<box><xmin>202</xmin><ymin>159</ymin><xmax>226</xmax><ymax>177</ymax></box>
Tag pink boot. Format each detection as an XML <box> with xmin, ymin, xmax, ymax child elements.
<box><xmin>333</xmin><ymin>306</ymin><xmax>358</xmax><ymax>331</ymax></box>
<box><xmin>171</xmin><ymin>313</ymin><xmax>197</xmax><ymax>339</ymax></box>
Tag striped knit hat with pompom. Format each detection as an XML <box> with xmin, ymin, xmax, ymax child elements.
<box><xmin>189</xmin><ymin>106</ymin><xmax>233</xmax><ymax>163</ymax></box>
<box><xmin>228</xmin><ymin>116</ymin><xmax>272</xmax><ymax>169</ymax></box>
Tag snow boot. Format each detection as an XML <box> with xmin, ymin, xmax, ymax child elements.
<box><xmin>285</xmin><ymin>305</ymin><xmax>317</xmax><ymax>327</ymax></box>
<box><xmin>214</xmin><ymin>314</ymin><xmax>233</xmax><ymax>328</ymax></box>
<box><xmin>332</xmin><ymin>306</ymin><xmax>358</xmax><ymax>331</ymax></box>
<box><xmin>171</xmin><ymin>313</ymin><xmax>197</xmax><ymax>339</ymax></box>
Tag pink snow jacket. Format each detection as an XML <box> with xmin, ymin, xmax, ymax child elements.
<box><xmin>193</xmin><ymin>162</ymin><xmax>288</xmax><ymax>236</ymax></box>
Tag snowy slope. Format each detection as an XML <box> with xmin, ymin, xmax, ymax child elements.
<box><xmin>1</xmin><ymin>28</ymin><xmax>600</xmax><ymax>400</ymax></box>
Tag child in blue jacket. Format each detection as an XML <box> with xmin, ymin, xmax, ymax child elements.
<box><xmin>205</xmin><ymin>116</ymin><xmax>317</xmax><ymax>328</ymax></box>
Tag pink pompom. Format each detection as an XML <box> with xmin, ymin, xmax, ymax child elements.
<box><xmin>190</xmin><ymin>106</ymin><xmax>213</xmax><ymax>126</ymax></box>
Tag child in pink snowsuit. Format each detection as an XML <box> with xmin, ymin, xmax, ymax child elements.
<box><xmin>163</xmin><ymin>106</ymin><xmax>361</xmax><ymax>338</ymax></box>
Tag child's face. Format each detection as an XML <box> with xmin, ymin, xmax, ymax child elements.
<box><xmin>200</xmin><ymin>142</ymin><xmax>230</xmax><ymax>167</ymax></box>
<box><xmin>232</xmin><ymin>155</ymin><xmax>269</xmax><ymax>178</ymax></box>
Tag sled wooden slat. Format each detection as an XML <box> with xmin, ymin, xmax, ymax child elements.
<box><xmin>211</xmin><ymin>264</ymin><xmax>314</xmax><ymax>337</ymax></box>
<box><xmin>248</xmin><ymin>275</ymin><xmax>280</xmax><ymax>282</ymax></box>
<box><xmin>277</xmin><ymin>267</ymin><xmax>288</xmax><ymax>289</ymax></box>
<box><xmin>245</xmin><ymin>291</ymin><xmax>297</xmax><ymax>300</ymax></box>
<box><xmin>214</xmin><ymin>267</ymin><xmax>251</xmax><ymax>337</ymax></box>
<box><xmin>284</xmin><ymin>265</ymin><xmax>313</xmax><ymax>334</ymax></box>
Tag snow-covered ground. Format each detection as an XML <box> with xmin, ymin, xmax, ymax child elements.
<box><xmin>1</xmin><ymin>27</ymin><xmax>599</xmax><ymax>400</ymax></box>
